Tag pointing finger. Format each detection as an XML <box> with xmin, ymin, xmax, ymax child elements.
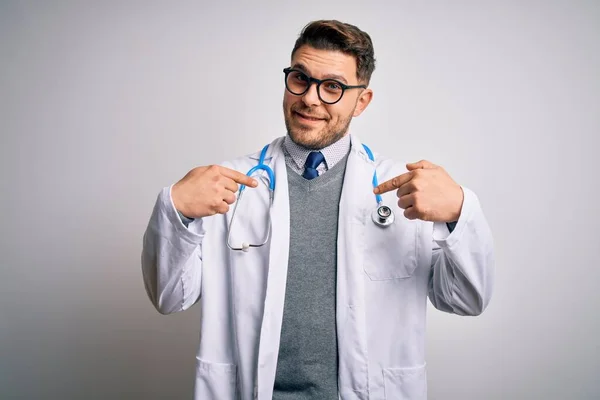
<box><xmin>219</xmin><ymin>167</ymin><xmax>258</xmax><ymax>188</ymax></box>
<box><xmin>374</xmin><ymin>171</ymin><xmax>413</xmax><ymax>195</ymax></box>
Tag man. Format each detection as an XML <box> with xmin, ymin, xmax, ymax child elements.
<box><xmin>141</xmin><ymin>20</ymin><xmax>494</xmax><ymax>400</ymax></box>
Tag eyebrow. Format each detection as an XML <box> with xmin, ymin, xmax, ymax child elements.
<box><xmin>291</xmin><ymin>63</ymin><xmax>349</xmax><ymax>84</ymax></box>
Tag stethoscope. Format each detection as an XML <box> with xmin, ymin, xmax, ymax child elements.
<box><xmin>226</xmin><ymin>143</ymin><xmax>394</xmax><ymax>252</ymax></box>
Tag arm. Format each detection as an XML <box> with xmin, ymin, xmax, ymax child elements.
<box><xmin>141</xmin><ymin>185</ymin><xmax>205</xmax><ymax>315</ymax></box>
<box><xmin>428</xmin><ymin>187</ymin><xmax>495</xmax><ymax>316</ymax></box>
<box><xmin>141</xmin><ymin>164</ymin><xmax>256</xmax><ymax>315</ymax></box>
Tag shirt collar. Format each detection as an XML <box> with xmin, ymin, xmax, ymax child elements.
<box><xmin>283</xmin><ymin>134</ymin><xmax>351</xmax><ymax>171</ymax></box>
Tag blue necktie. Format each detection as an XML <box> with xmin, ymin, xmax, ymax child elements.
<box><xmin>302</xmin><ymin>151</ymin><xmax>324</xmax><ymax>180</ymax></box>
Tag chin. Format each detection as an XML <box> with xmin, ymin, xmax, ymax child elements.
<box><xmin>289</xmin><ymin>129</ymin><xmax>321</xmax><ymax>149</ymax></box>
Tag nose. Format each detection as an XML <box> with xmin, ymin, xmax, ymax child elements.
<box><xmin>301</xmin><ymin>82</ymin><xmax>321</xmax><ymax>107</ymax></box>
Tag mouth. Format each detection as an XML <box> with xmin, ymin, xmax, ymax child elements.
<box><xmin>294</xmin><ymin>111</ymin><xmax>326</xmax><ymax>124</ymax></box>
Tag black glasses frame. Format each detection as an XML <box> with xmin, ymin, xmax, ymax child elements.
<box><xmin>283</xmin><ymin>67</ymin><xmax>367</xmax><ymax>105</ymax></box>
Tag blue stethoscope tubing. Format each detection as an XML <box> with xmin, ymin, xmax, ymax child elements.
<box><xmin>239</xmin><ymin>143</ymin><xmax>377</xmax><ymax>196</ymax></box>
<box><xmin>227</xmin><ymin>142</ymin><xmax>394</xmax><ymax>252</ymax></box>
<box><xmin>227</xmin><ymin>145</ymin><xmax>275</xmax><ymax>251</ymax></box>
<box><xmin>239</xmin><ymin>144</ymin><xmax>275</xmax><ymax>193</ymax></box>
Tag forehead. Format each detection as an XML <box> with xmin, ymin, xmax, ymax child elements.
<box><xmin>291</xmin><ymin>45</ymin><xmax>358</xmax><ymax>82</ymax></box>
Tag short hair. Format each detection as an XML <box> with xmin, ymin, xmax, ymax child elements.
<box><xmin>291</xmin><ymin>20</ymin><xmax>376</xmax><ymax>85</ymax></box>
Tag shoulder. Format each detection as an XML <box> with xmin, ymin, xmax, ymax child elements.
<box><xmin>374</xmin><ymin>154</ymin><xmax>409</xmax><ymax>182</ymax></box>
<box><xmin>352</xmin><ymin>138</ymin><xmax>408</xmax><ymax>181</ymax></box>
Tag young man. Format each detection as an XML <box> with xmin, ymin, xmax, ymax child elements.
<box><xmin>142</xmin><ymin>20</ymin><xmax>494</xmax><ymax>400</ymax></box>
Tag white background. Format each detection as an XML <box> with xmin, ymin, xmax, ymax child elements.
<box><xmin>1</xmin><ymin>1</ymin><xmax>599</xmax><ymax>399</ymax></box>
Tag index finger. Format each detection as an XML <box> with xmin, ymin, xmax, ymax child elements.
<box><xmin>219</xmin><ymin>166</ymin><xmax>258</xmax><ymax>188</ymax></box>
<box><xmin>374</xmin><ymin>171</ymin><xmax>413</xmax><ymax>194</ymax></box>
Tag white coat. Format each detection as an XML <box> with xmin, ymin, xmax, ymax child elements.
<box><xmin>141</xmin><ymin>134</ymin><xmax>494</xmax><ymax>400</ymax></box>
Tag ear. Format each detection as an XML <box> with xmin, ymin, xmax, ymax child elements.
<box><xmin>353</xmin><ymin>88</ymin><xmax>373</xmax><ymax>117</ymax></box>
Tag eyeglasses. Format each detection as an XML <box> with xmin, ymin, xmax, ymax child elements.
<box><xmin>283</xmin><ymin>67</ymin><xmax>367</xmax><ymax>105</ymax></box>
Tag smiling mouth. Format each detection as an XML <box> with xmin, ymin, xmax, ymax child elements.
<box><xmin>294</xmin><ymin>111</ymin><xmax>326</xmax><ymax>122</ymax></box>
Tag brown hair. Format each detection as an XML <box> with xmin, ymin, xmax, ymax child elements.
<box><xmin>291</xmin><ymin>20</ymin><xmax>376</xmax><ymax>85</ymax></box>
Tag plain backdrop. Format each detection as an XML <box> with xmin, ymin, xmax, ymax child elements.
<box><xmin>1</xmin><ymin>1</ymin><xmax>599</xmax><ymax>399</ymax></box>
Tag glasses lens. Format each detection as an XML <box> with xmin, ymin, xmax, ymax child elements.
<box><xmin>319</xmin><ymin>80</ymin><xmax>344</xmax><ymax>104</ymax></box>
<box><xmin>286</xmin><ymin>70</ymin><xmax>309</xmax><ymax>95</ymax></box>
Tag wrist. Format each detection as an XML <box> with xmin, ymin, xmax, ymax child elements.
<box><xmin>451</xmin><ymin>185</ymin><xmax>464</xmax><ymax>221</ymax></box>
<box><xmin>170</xmin><ymin>183</ymin><xmax>188</xmax><ymax>216</ymax></box>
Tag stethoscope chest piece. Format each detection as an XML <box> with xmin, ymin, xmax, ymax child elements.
<box><xmin>372</xmin><ymin>204</ymin><xmax>395</xmax><ymax>227</ymax></box>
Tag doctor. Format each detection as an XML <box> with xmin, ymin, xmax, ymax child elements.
<box><xmin>142</xmin><ymin>19</ymin><xmax>494</xmax><ymax>400</ymax></box>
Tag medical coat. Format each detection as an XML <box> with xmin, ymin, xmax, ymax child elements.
<box><xmin>141</xmin><ymin>135</ymin><xmax>495</xmax><ymax>400</ymax></box>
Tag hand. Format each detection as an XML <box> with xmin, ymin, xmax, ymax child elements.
<box><xmin>373</xmin><ymin>160</ymin><xmax>464</xmax><ymax>222</ymax></box>
<box><xmin>171</xmin><ymin>165</ymin><xmax>258</xmax><ymax>219</ymax></box>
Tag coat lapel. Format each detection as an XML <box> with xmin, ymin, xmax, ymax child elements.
<box><xmin>336</xmin><ymin>135</ymin><xmax>375</xmax><ymax>399</ymax></box>
<box><xmin>255</xmin><ymin>136</ymin><xmax>291</xmax><ymax>400</ymax></box>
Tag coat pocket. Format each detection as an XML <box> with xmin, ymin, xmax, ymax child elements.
<box><xmin>363</xmin><ymin>218</ymin><xmax>419</xmax><ymax>280</ymax></box>
<box><xmin>194</xmin><ymin>358</ymin><xmax>238</xmax><ymax>400</ymax></box>
<box><xmin>383</xmin><ymin>364</ymin><xmax>427</xmax><ymax>400</ymax></box>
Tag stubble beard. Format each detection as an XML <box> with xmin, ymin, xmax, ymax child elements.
<box><xmin>284</xmin><ymin>104</ymin><xmax>354</xmax><ymax>150</ymax></box>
